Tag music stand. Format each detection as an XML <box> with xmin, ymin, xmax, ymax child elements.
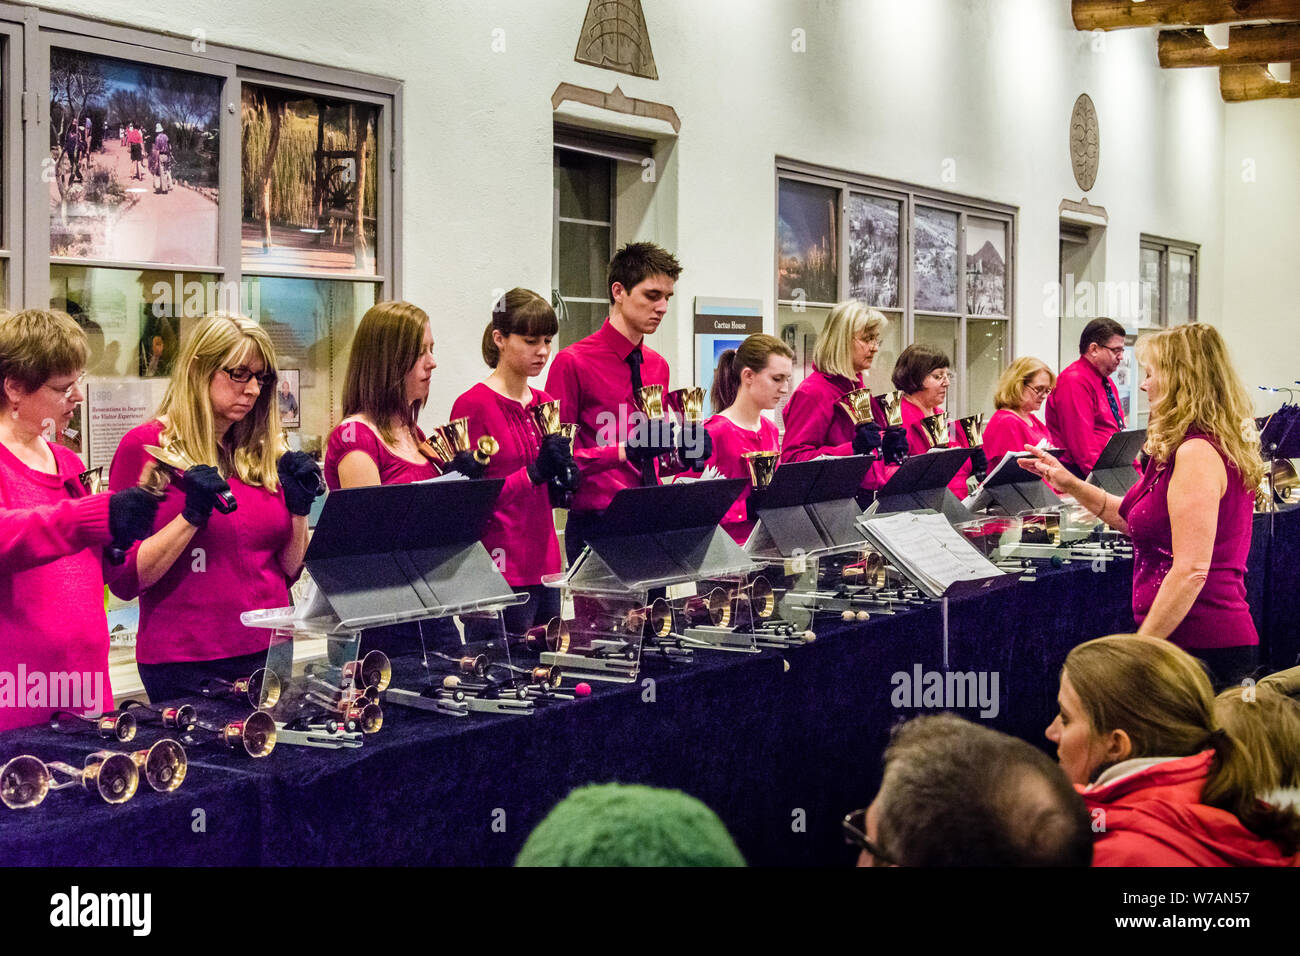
<box><xmin>967</xmin><ymin>450</ymin><xmax>1065</xmax><ymax>514</ymax></box>
<box><xmin>744</xmin><ymin>456</ymin><xmax>873</xmax><ymax>559</ymax></box>
<box><xmin>1086</xmin><ymin>428</ymin><xmax>1147</xmax><ymax>497</ymax></box>
<box><xmin>869</xmin><ymin>447</ymin><xmax>974</xmax><ymax>524</ymax></box>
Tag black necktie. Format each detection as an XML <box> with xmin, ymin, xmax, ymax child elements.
<box><xmin>1102</xmin><ymin>376</ymin><xmax>1124</xmax><ymax>429</ymax></box>
<box><xmin>626</xmin><ymin>346</ymin><xmax>656</xmax><ymax>486</ymax></box>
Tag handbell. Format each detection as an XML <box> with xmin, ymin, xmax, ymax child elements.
<box><xmin>666</xmin><ymin>387</ymin><xmax>705</xmax><ymax>424</ymax></box>
<box><xmin>45</xmin><ymin>754</ymin><xmax>139</xmax><ymax>805</ymax></box>
<box><xmin>343</xmin><ymin>700</ymin><xmax>383</xmax><ymax>735</ymax></box>
<box><xmin>682</xmin><ymin>587</ymin><xmax>732</xmax><ymax>627</ymax></box>
<box><xmin>876</xmin><ymin>390</ymin><xmax>905</xmax><ymax>428</ymax></box>
<box><xmin>343</xmin><ymin>651</ymin><xmax>392</xmax><ymax>693</ymax></box>
<box><xmin>427</xmin><ymin>418</ymin><xmax>498</xmax><ymax>467</ymax></box>
<box><xmin>144</xmin><ymin>443</ymin><xmax>237</xmax><ymax>513</ymax></box>
<box><xmin>837</xmin><ymin>388</ymin><xmax>877</xmax><ymax>426</ymax></box>
<box><xmin>127</xmin><ymin>740</ymin><xmax>188</xmax><ymax>793</ymax></box>
<box><xmin>522</xmin><ymin>617</ymin><xmax>570</xmax><ymax>654</ymax></box>
<box><xmin>1</xmin><ymin>755</ymin><xmax>51</xmax><ymax>809</ymax></box>
<box><xmin>121</xmin><ymin>699</ymin><xmax>198</xmax><ymax>733</ymax></box>
<box><xmin>955</xmin><ymin>414</ymin><xmax>986</xmax><ymax>448</ymax></box>
<box><xmin>743</xmin><ymin>450</ymin><xmax>779</xmax><ymax>490</ymax></box>
<box><xmin>200</xmin><ymin>668</ymin><xmax>281</xmax><ymax>709</ymax></box>
<box><xmin>918</xmin><ymin>412</ymin><xmax>950</xmax><ymax>448</ymax></box>
<box><xmin>626</xmin><ymin>598</ymin><xmax>673</xmax><ymax>639</ymax></box>
<box><xmin>730</xmin><ymin>576</ymin><xmax>775</xmax><ymax>620</ymax></box>
<box><xmin>216</xmin><ymin>711</ymin><xmax>277</xmax><ymax>758</ymax></box>
<box><xmin>531</xmin><ymin>400</ymin><xmax>564</xmax><ymax>437</ymax></box>
<box><xmin>50</xmin><ymin>709</ymin><xmax>137</xmax><ymax>743</ymax></box>
<box><xmin>634</xmin><ymin>385</ymin><xmax>665</xmax><ymax>419</ymax></box>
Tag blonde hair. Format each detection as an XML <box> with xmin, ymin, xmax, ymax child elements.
<box><xmin>1136</xmin><ymin>324</ymin><xmax>1264</xmax><ymax>489</ymax></box>
<box><xmin>811</xmin><ymin>302</ymin><xmax>886</xmax><ymax>380</ymax></box>
<box><xmin>342</xmin><ymin>301</ymin><xmax>430</xmax><ymax>445</ymax></box>
<box><xmin>993</xmin><ymin>356</ymin><xmax>1056</xmax><ymax>411</ymax></box>
<box><xmin>1066</xmin><ymin>635</ymin><xmax>1300</xmax><ymax>853</ymax></box>
<box><xmin>157</xmin><ymin>313</ymin><xmax>282</xmax><ymax>492</ymax></box>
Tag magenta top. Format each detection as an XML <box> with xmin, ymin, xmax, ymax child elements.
<box><xmin>544</xmin><ymin>318</ymin><xmax>672</xmax><ymax>513</ymax></box>
<box><xmin>982</xmin><ymin>408</ymin><xmax>1051</xmax><ymax>465</ymax></box>
<box><xmin>1118</xmin><ymin>433</ymin><xmax>1258</xmax><ymax>650</ymax></box>
<box><xmin>779</xmin><ymin>368</ymin><xmax>895</xmax><ymax>490</ymax></box>
<box><xmin>324</xmin><ymin>419</ymin><xmax>441</xmax><ymax>489</ymax></box>
<box><xmin>449</xmin><ymin>382</ymin><xmax>561</xmax><ymax>587</ymax></box>
<box><xmin>899</xmin><ymin>397</ymin><xmax>974</xmax><ymax>499</ymax></box>
<box><xmin>0</xmin><ymin>440</ymin><xmax>114</xmax><ymax>729</ymax></box>
<box><xmin>1046</xmin><ymin>356</ymin><xmax>1125</xmax><ymax>475</ymax></box>
<box><xmin>696</xmin><ymin>413</ymin><xmax>781</xmax><ymax>544</ymax></box>
<box><xmin>107</xmin><ymin>420</ymin><xmax>296</xmax><ymax>664</ymax></box>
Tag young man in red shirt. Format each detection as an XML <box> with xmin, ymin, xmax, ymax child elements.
<box><xmin>1046</xmin><ymin>317</ymin><xmax>1127</xmax><ymax>478</ymax></box>
<box><xmin>546</xmin><ymin>241</ymin><xmax>711</xmax><ymax>563</ymax></box>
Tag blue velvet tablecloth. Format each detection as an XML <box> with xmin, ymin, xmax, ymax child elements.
<box><xmin>1</xmin><ymin>504</ymin><xmax>1294</xmax><ymax>867</ymax></box>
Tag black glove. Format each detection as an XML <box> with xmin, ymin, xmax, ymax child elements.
<box><xmin>447</xmin><ymin>450</ymin><xmax>486</xmax><ymax>479</ymax></box>
<box><xmin>968</xmin><ymin>447</ymin><xmax>988</xmax><ymax>480</ymax></box>
<box><xmin>852</xmin><ymin>422</ymin><xmax>884</xmax><ymax>456</ymax></box>
<box><xmin>882</xmin><ymin>426</ymin><xmax>910</xmax><ymax>465</ymax></box>
<box><xmin>181</xmin><ymin>465</ymin><xmax>233</xmax><ymax>529</ymax></box>
<box><xmin>676</xmin><ymin>423</ymin><xmax>714</xmax><ymax>470</ymax></box>
<box><xmin>277</xmin><ymin>451</ymin><xmax>325</xmax><ymax>516</ymax></box>
<box><xmin>548</xmin><ymin>470</ymin><xmax>581</xmax><ymax>508</ymax></box>
<box><xmin>108</xmin><ymin>487</ymin><xmax>160</xmax><ymax>552</ymax></box>
<box><xmin>526</xmin><ymin>433</ymin><xmax>573</xmax><ymax>485</ymax></box>
<box><xmin>626</xmin><ymin>420</ymin><xmax>677</xmax><ymax>464</ymax></box>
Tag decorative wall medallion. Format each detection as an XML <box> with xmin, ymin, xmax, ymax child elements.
<box><xmin>575</xmin><ymin>0</ymin><xmax>658</xmax><ymax>80</ymax></box>
<box><xmin>1070</xmin><ymin>94</ymin><xmax>1099</xmax><ymax>192</ymax></box>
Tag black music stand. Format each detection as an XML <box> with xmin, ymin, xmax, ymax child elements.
<box><xmin>870</xmin><ymin>447</ymin><xmax>974</xmax><ymax>524</ymax></box>
<box><xmin>1086</xmin><ymin>428</ymin><xmax>1146</xmax><ymax>497</ymax></box>
<box><xmin>744</xmin><ymin>456</ymin><xmax>873</xmax><ymax>559</ymax></box>
<box><xmin>968</xmin><ymin>450</ymin><xmax>1065</xmax><ymax>514</ymax></box>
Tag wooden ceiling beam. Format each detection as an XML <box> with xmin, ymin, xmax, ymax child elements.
<box><xmin>1073</xmin><ymin>0</ymin><xmax>1300</xmax><ymax>31</ymax></box>
<box><xmin>1220</xmin><ymin>61</ymin><xmax>1300</xmax><ymax>97</ymax></box>
<box><xmin>1159</xmin><ymin>23</ymin><xmax>1300</xmax><ymax>66</ymax></box>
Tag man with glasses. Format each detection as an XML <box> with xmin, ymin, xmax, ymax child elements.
<box><xmin>1046</xmin><ymin>317</ymin><xmax>1128</xmax><ymax>478</ymax></box>
<box><xmin>843</xmin><ymin>714</ymin><xmax>1092</xmax><ymax>867</ymax></box>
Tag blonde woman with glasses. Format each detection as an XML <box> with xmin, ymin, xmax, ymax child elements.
<box><xmin>108</xmin><ymin>314</ymin><xmax>323</xmax><ymax>701</ymax></box>
<box><xmin>1022</xmin><ymin>324</ymin><xmax>1265</xmax><ymax>686</ymax></box>
<box><xmin>982</xmin><ymin>356</ymin><xmax>1056</xmax><ymax>467</ymax></box>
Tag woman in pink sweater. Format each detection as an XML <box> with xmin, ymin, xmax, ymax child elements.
<box><xmin>108</xmin><ymin>315</ymin><xmax>323</xmax><ymax>702</ymax></box>
<box><xmin>982</xmin><ymin>356</ymin><xmax>1055</xmax><ymax>467</ymax></box>
<box><xmin>1</xmin><ymin>310</ymin><xmax>157</xmax><ymax>729</ymax></box>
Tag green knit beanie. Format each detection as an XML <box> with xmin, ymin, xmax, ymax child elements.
<box><xmin>515</xmin><ymin>783</ymin><xmax>746</xmax><ymax>867</ymax></box>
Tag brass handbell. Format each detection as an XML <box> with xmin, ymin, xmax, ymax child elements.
<box><xmin>126</xmin><ymin>740</ymin><xmax>188</xmax><ymax>793</ymax></box>
<box><xmin>626</xmin><ymin>598</ymin><xmax>674</xmax><ymax>639</ymax></box>
<box><xmin>144</xmin><ymin>442</ymin><xmax>237</xmax><ymax>513</ymax></box>
<box><xmin>918</xmin><ymin>412</ymin><xmax>950</xmax><ymax>448</ymax></box>
<box><xmin>837</xmin><ymin>388</ymin><xmax>877</xmax><ymax>426</ymax></box>
<box><xmin>531</xmin><ymin>400</ymin><xmax>564</xmax><ymax>437</ymax></box>
<box><xmin>1256</xmin><ymin>459</ymin><xmax>1299</xmax><ymax>512</ymax></box>
<box><xmin>743</xmin><ymin>450</ymin><xmax>779</xmax><ymax>490</ymax></box>
<box><xmin>666</xmin><ymin>387</ymin><xmax>705</xmax><ymax>423</ymax></box>
<box><xmin>682</xmin><ymin>587</ymin><xmax>732</xmax><ymax>627</ymax></box>
<box><xmin>522</xmin><ymin>616</ymin><xmax>570</xmax><ymax>654</ymax></box>
<box><xmin>634</xmin><ymin>384</ymin><xmax>665</xmax><ymax>419</ymax></box>
<box><xmin>47</xmin><ymin>753</ymin><xmax>140</xmax><ymax>805</ymax></box>
<box><xmin>1</xmin><ymin>755</ymin><xmax>51</xmax><ymax>809</ymax></box>
<box><xmin>876</xmin><ymin>390</ymin><xmax>906</xmax><ymax>428</ymax></box>
<box><xmin>956</xmin><ymin>414</ymin><xmax>986</xmax><ymax>448</ymax></box>
<box><xmin>424</xmin><ymin>418</ymin><xmax>499</xmax><ymax>467</ymax></box>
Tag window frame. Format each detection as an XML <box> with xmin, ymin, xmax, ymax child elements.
<box><xmin>776</xmin><ymin>158</ymin><xmax>1017</xmax><ymax>417</ymax></box>
<box><xmin>1139</xmin><ymin>234</ymin><xmax>1198</xmax><ymax>328</ymax></box>
<box><xmin>552</xmin><ymin>141</ymin><xmax>617</xmax><ymax>343</ymax></box>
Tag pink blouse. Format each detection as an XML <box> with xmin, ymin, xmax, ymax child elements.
<box><xmin>324</xmin><ymin>419</ymin><xmax>440</xmax><ymax>489</ymax></box>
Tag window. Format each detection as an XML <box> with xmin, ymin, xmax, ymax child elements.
<box><xmin>553</xmin><ymin>147</ymin><xmax>613</xmax><ymax>345</ymax></box>
<box><xmin>1139</xmin><ymin>236</ymin><xmax>1198</xmax><ymax>328</ymax></box>
<box><xmin>776</xmin><ymin>162</ymin><xmax>1015</xmax><ymax>417</ymax></box>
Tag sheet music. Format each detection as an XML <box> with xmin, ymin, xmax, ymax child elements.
<box><xmin>859</xmin><ymin>511</ymin><xmax>1003</xmax><ymax>596</ymax></box>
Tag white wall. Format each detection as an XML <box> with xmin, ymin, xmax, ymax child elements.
<box><xmin>1222</xmin><ymin>100</ymin><xmax>1300</xmax><ymax>415</ymax></box>
<box><xmin>30</xmin><ymin>0</ymin><xmax>1236</xmax><ymax>422</ymax></box>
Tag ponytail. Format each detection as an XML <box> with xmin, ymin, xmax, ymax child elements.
<box><xmin>709</xmin><ymin>333</ymin><xmax>794</xmax><ymax>413</ymax></box>
<box><xmin>481</xmin><ymin>322</ymin><xmax>500</xmax><ymax>368</ymax></box>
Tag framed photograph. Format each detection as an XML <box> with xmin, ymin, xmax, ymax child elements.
<box><xmin>48</xmin><ymin>48</ymin><xmax>221</xmax><ymax>264</ymax></box>
<box><xmin>848</xmin><ymin>194</ymin><xmax>900</xmax><ymax>309</ymax></box>
<box><xmin>965</xmin><ymin>217</ymin><xmax>1007</xmax><ymax>316</ymax></box>
<box><xmin>278</xmin><ymin>368</ymin><xmax>301</xmax><ymax>428</ymax></box>
<box><xmin>913</xmin><ymin>206</ymin><xmax>958</xmax><ymax>313</ymax></box>
<box><xmin>777</xmin><ymin>178</ymin><xmax>838</xmax><ymax>304</ymax></box>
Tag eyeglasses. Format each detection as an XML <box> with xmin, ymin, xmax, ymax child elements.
<box><xmin>842</xmin><ymin>808</ymin><xmax>897</xmax><ymax>866</ymax></box>
<box><xmin>1027</xmin><ymin>384</ymin><xmax>1053</xmax><ymax>398</ymax></box>
<box><xmin>1101</xmin><ymin>345</ymin><xmax>1125</xmax><ymax>359</ymax></box>
<box><xmin>43</xmin><ymin>371</ymin><xmax>87</xmax><ymax>400</ymax></box>
<box><xmin>930</xmin><ymin>371</ymin><xmax>952</xmax><ymax>385</ymax></box>
<box><xmin>222</xmin><ymin>366</ymin><xmax>277</xmax><ymax>388</ymax></box>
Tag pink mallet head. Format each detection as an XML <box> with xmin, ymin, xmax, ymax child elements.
<box><xmin>575</xmin><ymin>682</ymin><xmax>592</xmax><ymax>697</ymax></box>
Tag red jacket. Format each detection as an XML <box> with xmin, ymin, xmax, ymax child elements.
<box><xmin>1082</xmin><ymin>751</ymin><xmax>1299</xmax><ymax>867</ymax></box>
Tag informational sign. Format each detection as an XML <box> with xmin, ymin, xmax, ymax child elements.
<box><xmin>86</xmin><ymin>378</ymin><xmax>167</xmax><ymax>470</ymax></box>
<box><xmin>693</xmin><ymin>297</ymin><xmax>764</xmax><ymax>417</ymax></box>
